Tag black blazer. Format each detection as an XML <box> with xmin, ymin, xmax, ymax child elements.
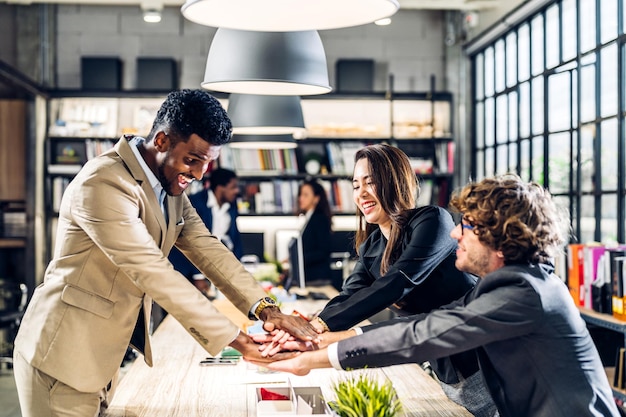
<box><xmin>318</xmin><ymin>206</ymin><xmax>476</xmax><ymax>331</ymax></box>
<box><xmin>301</xmin><ymin>209</ymin><xmax>332</xmax><ymax>283</ymax></box>
<box><xmin>338</xmin><ymin>263</ymin><xmax>620</xmax><ymax>417</ymax></box>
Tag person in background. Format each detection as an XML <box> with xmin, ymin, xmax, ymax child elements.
<box><xmin>295</xmin><ymin>179</ymin><xmax>335</xmax><ymax>289</ymax></box>
<box><xmin>12</xmin><ymin>89</ymin><xmax>319</xmax><ymax>417</ymax></box>
<box><xmin>253</xmin><ymin>174</ymin><xmax>620</xmax><ymax>417</ymax></box>
<box><xmin>169</xmin><ymin>167</ymin><xmax>243</xmax><ymax>293</ymax></box>
<box><xmin>272</xmin><ymin>144</ymin><xmax>494</xmax><ymax>416</ymax></box>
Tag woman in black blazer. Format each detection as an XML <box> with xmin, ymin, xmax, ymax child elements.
<box><xmin>296</xmin><ymin>179</ymin><xmax>337</xmax><ymax>289</ymax></box>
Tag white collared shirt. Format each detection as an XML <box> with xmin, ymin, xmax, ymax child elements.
<box><xmin>128</xmin><ymin>137</ymin><xmax>166</xmax><ymax>217</ymax></box>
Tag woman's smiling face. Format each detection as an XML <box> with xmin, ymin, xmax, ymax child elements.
<box><xmin>352</xmin><ymin>157</ymin><xmax>391</xmax><ymax>235</ymax></box>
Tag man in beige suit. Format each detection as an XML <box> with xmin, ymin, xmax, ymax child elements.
<box><xmin>13</xmin><ymin>89</ymin><xmax>318</xmax><ymax>417</ymax></box>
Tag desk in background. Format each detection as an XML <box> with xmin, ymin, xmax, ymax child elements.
<box><xmin>104</xmin><ymin>296</ymin><xmax>472</xmax><ymax>417</ymax></box>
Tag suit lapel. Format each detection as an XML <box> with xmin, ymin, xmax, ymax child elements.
<box><xmin>114</xmin><ymin>137</ymin><xmax>168</xmax><ymax>246</ymax></box>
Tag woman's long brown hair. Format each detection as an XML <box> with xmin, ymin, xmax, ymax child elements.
<box><xmin>353</xmin><ymin>144</ymin><xmax>419</xmax><ymax>274</ymax></box>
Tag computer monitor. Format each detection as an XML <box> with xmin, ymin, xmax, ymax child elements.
<box><xmin>286</xmin><ymin>236</ymin><xmax>306</xmax><ymax>290</ymax></box>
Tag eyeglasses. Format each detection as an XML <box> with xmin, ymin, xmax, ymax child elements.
<box><xmin>455</xmin><ymin>214</ymin><xmax>477</xmax><ymax>236</ymax></box>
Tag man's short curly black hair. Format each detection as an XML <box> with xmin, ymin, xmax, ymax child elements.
<box><xmin>148</xmin><ymin>89</ymin><xmax>232</xmax><ymax>146</ymax></box>
<box><xmin>449</xmin><ymin>174</ymin><xmax>570</xmax><ymax>264</ymax></box>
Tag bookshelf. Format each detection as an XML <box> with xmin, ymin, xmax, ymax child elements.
<box><xmin>579</xmin><ymin>307</ymin><xmax>626</xmax><ymax>402</ymax></box>
<box><xmin>44</xmin><ymin>91</ymin><xmax>455</xmax><ymax>260</ymax></box>
<box><xmin>218</xmin><ymin>92</ymin><xmax>456</xmax><ymax>215</ymax></box>
<box><xmin>0</xmin><ymin>100</ymin><xmax>27</xmax><ymax>295</ymax></box>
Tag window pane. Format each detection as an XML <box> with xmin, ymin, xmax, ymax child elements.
<box><xmin>601</xmin><ymin>195</ymin><xmax>618</xmax><ymax>243</ymax></box>
<box><xmin>476</xmin><ymin>150</ymin><xmax>484</xmax><ymax>180</ymax></box>
<box><xmin>506</xmin><ymin>32</ymin><xmax>517</xmax><ymax>87</ymax></box>
<box><xmin>562</xmin><ymin>0</ymin><xmax>577</xmax><ymax>61</ymax></box>
<box><xmin>496</xmin><ymin>94</ymin><xmax>508</xmax><ymax>143</ymax></box>
<box><xmin>600</xmin><ymin>0</ymin><xmax>618</xmax><ymax>44</ymax></box>
<box><xmin>580</xmin><ymin>60</ymin><xmax>596</xmax><ymax>123</ymax></box>
<box><xmin>518</xmin><ymin>24</ymin><xmax>531</xmax><ymax>82</ymax></box>
<box><xmin>475</xmin><ymin>102</ymin><xmax>484</xmax><ymax>148</ymax></box>
<box><xmin>485</xmin><ymin>97</ymin><xmax>495</xmax><ymax>146</ymax></box>
<box><xmin>548</xmin><ymin>132</ymin><xmax>571</xmax><ymax>193</ymax></box>
<box><xmin>531</xmin><ymin>76</ymin><xmax>544</xmax><ymax>135</ymax></box>
<box><xmin>531</xmin><ymin>15</ymin><xmax>545</xmax><ymax>76</ymax></box>
<box><xmin>496</xmin><ymin>144</ymin><xmax>508</xmax><ymax>174</ymax></box>
<box><xmin>600</xmin><ymin>118</ymin><xmax>618</xmax><ymax>190</ymax></box>
<box><xmin>508</xmin><ymin>142</ymin><xmax>518</xmax><ymax>173</ymax></box>
<box><xmin>600</xmin><ymin>44</ymin><xmax>618</xmax><ymax>117</ymax></box>
<box><xmin>475</xmin><ymin>54</ymin><xmax>484</xmax><ymax>100</ymax></box>
<box><xmin>572</xmin><ymin>131</ymin><xmax>579</xmax><ymax>193</ymax></box>
<box><xmin>580</xmin><ymin>195</ymin><xmax>595</xmax><ymax>243</ymax></box>
<box><xmin>520</xmin><ymin>139</ymin><xmax>531</xmax><ymax>181</ymax></box>
<box><xmin>485</xmin><ymin>47</ymin><xmax>495</xmax><ymax>97</ymax></box>
<box><xmin>495</xmin><ymin>39</ymin><xmax>506</xmax><ymax>93</ymax></box>
<box><xmin>623</xmin><ymin>0</ymin><xmax>626</xmax><ymax>34</ymax></box>
<box><xmin>571</xmin><ymin>68</ymin><xmax>578</xmax><ymax>127</ymax></box>
<box><xmin>580</xmin><ymin>123</ymin><xmax>595</xmax><ymax>193</ymax></box>
<box><xmin>519</xmin><ymin>82</ymin><xmax>530</xmax><ymax>138</ymax></box>
<box><xmin>532</xmin><ymin>135</ymin><xmax>545</xmax><ymax>184</ymax></box>
<box><xmin>508</xmin><ymin>92</ymin><xmax>518</xmax><ymax>140</ymax></box>
<box><xmin>485</xmin><ymin>147</ymin><xmax>495</xmax><ymax>177</ymax></box>
<box><xmin>548</xmin><ymin>71</ymin><xmax>571</xmax><ymax>132</ymax></box>
<box><xmin>580</xmin><ymin>0</ymin><xmax>596</xmax><ymax>53</ymax></box>
<box><xmin>545</xmin><ymin>4</ymin><xmax>560</xmax><ymax>68</ymax></box>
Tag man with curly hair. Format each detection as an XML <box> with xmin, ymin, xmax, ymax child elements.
<box><xmin>252</xmin><ymin>174</ymin><xmax>620</xmax><ymax>417</ymax></box>
<box><xmin>13</xmin><ymin>89</ymin><xmax>318</xmax><ymax>417</ymax></box>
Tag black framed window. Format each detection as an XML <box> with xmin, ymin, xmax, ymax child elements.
<box><xmin>470</xmin><ymin>0</ymin><xmax>626</xmax><ymax>244</ymax></box>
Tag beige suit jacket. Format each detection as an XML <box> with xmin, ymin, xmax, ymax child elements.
<box><xmin>14</xmin><ymin>137</ymin><xmax>267</xmax><ymax>393</ymax></box>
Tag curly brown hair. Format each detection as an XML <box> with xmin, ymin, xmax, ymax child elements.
<box><xmin>449</xmin><ymin>174</ymin><xmax>569</xmax><ymax>264</ymax></box>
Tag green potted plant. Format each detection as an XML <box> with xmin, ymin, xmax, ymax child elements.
<box><xmin>328</xmin><ymin>373</ymin><xmax>402</xmax><ymax>417</ymax></box>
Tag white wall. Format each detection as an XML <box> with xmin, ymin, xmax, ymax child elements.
<box><xmin>54</xmin><ymin>6</ymin><xmax>448</xmax><ymax>92</ymax></box>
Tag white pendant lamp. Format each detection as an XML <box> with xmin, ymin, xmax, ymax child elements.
<box><xmin>229</xmin><ymin>134</ymin><xmax>297</xmax><ymax>149</ymax></box>
<box><xmin>228</xmin><ymin>94</ymin><xmax>306</xmax><ymax>135</ymax></box>
<box><xmin>202</xmin><ymin>29</ymin><xmax>331</xmax><ymax>96</ymax></box>
<box><xmin>181</xmin><ymin>0</ymin><xmax>399</xmax><ymax>32</ymax></box>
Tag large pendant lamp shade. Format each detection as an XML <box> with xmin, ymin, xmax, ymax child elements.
<box><xmin>202</xmin><ymin>29</ymin><xmax>331</xmax><ymax>96</ymax></box>
<box><xmin>229</xmin><ymin>134</ymin><xmax>297</xmax><ymax>149</ymax></box>
<box><xmin>181</xmin><ymin>0</ymin><xmax>399</xmax><ymax>32</ymax></box>
<box><xmin>228</xmin><ymin>94</ymin><xmax>305</xmax><ymax>135</ymax></box>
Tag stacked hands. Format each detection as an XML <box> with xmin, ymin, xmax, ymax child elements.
<box><xmin>236</xmin><ymin>312</ymin><xmax>348</xmax><ymax>376</ymax></box>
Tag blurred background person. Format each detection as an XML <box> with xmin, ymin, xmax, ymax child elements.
<box><xmin>169</xmin><ymin>167</ymin><xmax>243</xmax><ymax>293</ymax></box>
<box><xmin>296</xmin><ymin>178</ymin><xmax>335</xmax><ymax>289</ymax></box>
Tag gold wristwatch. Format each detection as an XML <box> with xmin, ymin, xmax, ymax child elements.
<box><xmin>254</xmin><ymin>296</ymin><xmax>278</xmax><ymax>319</ymax></box>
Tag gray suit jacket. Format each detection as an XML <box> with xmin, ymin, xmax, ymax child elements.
<box><xmin>15</xmin><ymin>137</ymin><xmax>267</xmax><ymax>393</ymax></box>
<box><xmin>335</xmin><ymin>263</ymin><xmax>619</xmax><ymax>417</ymax></box>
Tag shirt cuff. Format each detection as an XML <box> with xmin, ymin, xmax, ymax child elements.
<box><xmin>250</xmin><ymin>301</ymin><xmax>261</xmax><ymax>319</ymax></box>
<box><xmin>327</xmin><ymin>342</ymin><xmax>343</xmax><ymax>370</ymax></box>
<box><xmin>227</xmin><ymin>327</ymin><xmax>240</xmax><ymax>346</ymax></box>
<box><xmin>353</xmin><ymin>327</ymin><xmax>363</xmax><ymax>335</ymax></box>
<box><xmin>192</xmin><ymin>274</ymin><xmax>206</xmax><ymax>281</ymax></box>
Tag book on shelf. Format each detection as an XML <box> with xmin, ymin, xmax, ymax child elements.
<box><xmin>567</xmin><ymin>244</ymin><xmax>585</xmax><ymax>307</ymax></box>
<box><xmin>584</xmin><ymin>245</ymin><xmax>607</xmax><ymax>308</ymax></box>
<box><xmin>615</xmin><ymin>347</ymin><xmax>626</xmax><ymax>389</ymax></box>
<box><xmin>220</xmin><ymin>146</ymin><xmax>299</xmax><ymax>175</ymax></box>
<box><xmin>48</xmin><ymin>164</ymin><xmax>82</xmax><ymax>175</ymax></box>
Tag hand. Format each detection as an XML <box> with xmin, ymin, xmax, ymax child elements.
<box><xmin>260</xmin><ymin>307</ymin><xmax>321</xmax><ymax>343</ymax></box>
<box><xmin>229</xmin><ymin>331</ymin><xmax>298</xmax><ymax>364</ymax></box>
<box><xmin>246</xmin><ymin>349</ymin><xmax>331</xmax><ymax>376</ymax></box>
<box><xmin>252</xmin><ymin>330</ymin><xmax>318</xmax><ymax>357</ymax></box>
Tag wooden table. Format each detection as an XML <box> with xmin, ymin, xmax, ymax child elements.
<box><xmin>104</xmin><ymin>296</ymin><xmax>472</xmax><ymax>417</ymax></box>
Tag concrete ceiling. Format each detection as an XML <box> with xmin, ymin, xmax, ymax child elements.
<box><xmin>1</xmin><ymin>0</ymin><xmax>501</xmax><ymax>10</ymax></box>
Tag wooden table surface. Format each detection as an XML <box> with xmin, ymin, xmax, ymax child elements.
<box><xmin>104</xmin><ymin>295</ymin><xmax>472</xmax><ymax>417</ymax></box>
